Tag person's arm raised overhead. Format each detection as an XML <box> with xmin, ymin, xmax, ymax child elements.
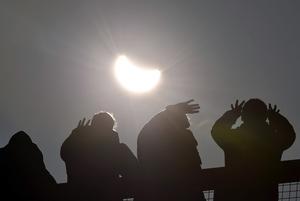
<box><xmin>267</xmin><ymin>104</ymin><xmax>296</xmax><ymax>151</ymax></box>
<box><xmin>211</xmin><ymin>100</ymin><xmax>245</xmax><ymax>148</ymax></box>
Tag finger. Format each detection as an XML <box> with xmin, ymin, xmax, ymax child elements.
<box><xmin>231</xmin><ymin>104</ymin><xmax>234</xmax><ymax>110</ymax></box>
<box><xmin>185</xmin><ymin>99</ymin><xmax>194</xmax><ymax>104</ymax></box>
<box><xmin>81</xmin><ymin>118</ymin><xmax>86</xmax><ymax>127</ymax></box>
<box><xmin>273</xmin><ymin>105</ymin><xmax>277</xmax><ymax>111</ymax></box>
<box><xmin>189</xmin><ymin>110</ymin><xmax>199</xmax><ymax>114</ymax></box>
<box><xmin>277</xmin><ymin>109</ymin><xmax>280</xmax><ymax>113</ymax></box>
<box><xmin>85</xmin><ymin>119</ymin><xmax>91</xmax><ymax>127</ymax></box>
<box><xmin>190</xmin><ymin>105</ymin><xmax>200</xmax><ymax>109</ymax></box>
<box><xmin>77</xmin><ymin>120</ymin><xmax>82</xmax><ymax>128</ymax></box>
<box><xmin>235</xmin><ymin>100</ymin><xmax>239</xmax><ymax>108</ymax></box>
<box><xmin>187</xmin><ymin>107</ymin><xmax>199</xmax><ymax>112</ymax></box>
<box><xmin>189</xmin><ymin>104</ymin><xmax>199</xmax><ymax>107</ymax></box>
<box><xmin>239</xmin><ymin>100</ymin><xmax>245</xmax><ymax>108</ymax></box>
<box><xmin>268</xmin><ymin>103</ymin><xmax>271</xmax><ymax>110</ymax></box>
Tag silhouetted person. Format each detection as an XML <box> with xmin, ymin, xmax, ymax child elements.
<box><xmin>0</xmin><ymin>131</ymin><xmax>56</xmax><ymax>201</ymax></box>
<box><xmin>211</xmin><ymin>99</ymin><xmax>296</xmax><ymax>201</ymax></box>
<box><xmin>61</xmin><ymin>112</ymin><xmax>138</xmax><ymax>201</ymax></box>
<box><xmin>137</xmin><ymin>100</ymin><xmax>205</xmax><ymax>201</ymax></box>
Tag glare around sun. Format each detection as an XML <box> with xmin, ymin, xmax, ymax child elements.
<box><xmin>114</xmin><ymin>55</ymin><xmax>161</xmax><ymax>93</ymax></box>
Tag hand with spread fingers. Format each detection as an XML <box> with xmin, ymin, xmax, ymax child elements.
<box><xmin>268</xmin><ymin>104</ymin><xmax>280</xmax><ymax>113</ymax></box>
<box><xmin>229</xmin><ymin>99</ymin><xmax>245</xmax><ymax>117</ymax></box>
<box><xmin>166</xmin><ymin>99</ymin><xmax>200</xmax><ymax>116</ymax></box>
<box><xmin>73</xmin><ymin>118</ymin><xmax>91</xmax><ymax>133</ymax></box>
<box><xmin>174</xmin><ymin>99</ymin><xmax>200</xmax><ymax>114</ymax></box>
<box><xmin>267</xmin><ymin>103</ymin><xmax>280</xmax><ymax>121</ymax></box>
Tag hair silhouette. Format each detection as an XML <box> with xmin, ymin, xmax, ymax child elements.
<box><xmin>91</xmin><ymin>112</ymin><xmax>116</xmax><ymax>130</ymax></box>
<box><xmin>211</xmin><ymin>99</ymin><xmax>296</xmax><ymax>201</ymax></box>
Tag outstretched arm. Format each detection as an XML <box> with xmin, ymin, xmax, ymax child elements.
<box><xmin>267</xmin><ymin>104</ymin><xmax>296</xmax><ymax>151</ymax></box>
<box><xmin>211</xmin><ymin>100</ymin><xmax>245</xmax><ymax>148</ymax></box>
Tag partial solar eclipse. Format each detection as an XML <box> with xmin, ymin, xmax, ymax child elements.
<box><xmin>114</xmin><ymin>55</ymin><xmax>161</xmax><ymax>93</ymax></box>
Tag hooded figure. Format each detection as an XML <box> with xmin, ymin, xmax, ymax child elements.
<box><xmin>0</xmin><ymin>131</ymin><xmax>56</xmax><ymax>201</ymax></box>
<box><xmin>211</xmin><ymin>99</ymin><xmax>296</xmax><ymax>201</ymax></box>
<box><xmin>137</xmin><ymin>100</ymin><xmax>205</xmax><ymax>201</ymax></box>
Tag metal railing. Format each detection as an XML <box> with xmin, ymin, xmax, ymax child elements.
<box><xmin>201</xmin><ymin>159</ymin><xmax>300</xmax><ymax>201</ymax></box>
<box><xmin>59</xmin><ymin>160</ymin><xmax>300</xmax><ymax>201</ymax></box>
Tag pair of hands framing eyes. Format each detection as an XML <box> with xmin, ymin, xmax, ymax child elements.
<box><xmin>229</xmin><ymin>99</ymin><xmax>280</xmax><ymax>117</ymax></box>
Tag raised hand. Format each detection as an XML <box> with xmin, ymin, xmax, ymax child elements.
<box><xmin>174</xmin><ymin>99</ymin><xmax>200</xmax><ymax>114</ymax></box>
<box><xmin>230</xmin><ymin>99</ymin><xmax>245</xmax><ymax>116</ymax></box>
<box><xmin>267</xmin><ymin>104</ymin><xmax>280</xmax><ymax>121</ymax></box>
<box><xmin>75</xmin><ymin>118</ymin><xmax>91</xmax><ymax>131</ymax></box>
<box><xmin>268</xmin><ymin>104</ymin><xmax>280</xmax><ymax>114</ymax></box>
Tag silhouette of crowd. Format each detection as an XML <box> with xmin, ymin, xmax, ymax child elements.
<box><xmin>0</xmin><ymin>99</ymin><xmax>296</xmax><ymax>201</ymax></box>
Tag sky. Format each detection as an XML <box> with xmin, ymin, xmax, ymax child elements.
<box><xmin>0</xmin><ymin>0</ymin><xmax>299</xmax><ymax>182</ymax></box>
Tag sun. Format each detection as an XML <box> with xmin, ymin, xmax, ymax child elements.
<box><xmin>114</xmin><ymin>55</ymin><xmax>161</xmax><ymax>93</ymax></box>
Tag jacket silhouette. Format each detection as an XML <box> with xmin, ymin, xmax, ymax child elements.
<box><xmin>137</xmin><ymin>100</ymin><xmax>205</xmax><ymax>201</ymax></box>
<box><xmin>211</xmin><ymin>99</ymin><xmax>296</xmax><ymax>201</ymax></box>
<box><xmin>61</xmin><ymin>112</ymin><xmax>138</xmax><ymax>201</ymax></box>
<box><xmin>0</xmin><ymin>131</ymin><xmax>56</xmax><ymax>201</ymax></box>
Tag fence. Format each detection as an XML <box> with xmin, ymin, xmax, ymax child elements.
<box><xmin>201</xmin><ymin>159</ymin><xmax>300</xmax><ymax>201</ymax></box>
<box><xmin>59</xmin><ymin>160</ymin><xmax>300</xmax><ymax>201</ymax></box>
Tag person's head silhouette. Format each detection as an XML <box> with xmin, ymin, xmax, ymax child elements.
<box><xmin>8</xmin><ymin>131</ymin><xmax>33</xmax><ymax>149</ymax></box>
<box><xmin>241</xmin><ymin>99</ymin><xmax>268</xmax><ymax>124</ymax></box>
<box><xmin>6</xmin><ymin>131</ymin><xmax>43</xmax><ymax>166</ymax></box>
<box><xmin>91</xmin><ymin>112</ymin><xmax>116</xmax><ymax>131</ymax></box>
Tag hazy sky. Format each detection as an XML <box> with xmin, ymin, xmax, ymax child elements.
<box><xmin>0</xmin><ymin>0</ymin><xmax>299</xmax><ymax>182</ymax></box>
